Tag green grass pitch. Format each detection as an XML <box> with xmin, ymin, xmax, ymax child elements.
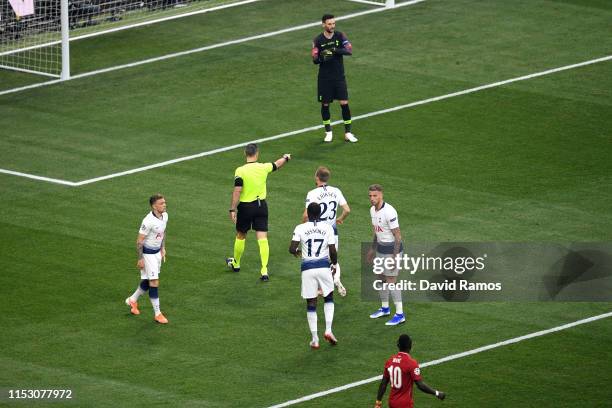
<box><xmin>1</xmin><ymin>0</ymin><xmax>611</xmax><ymax>407</ymax></box>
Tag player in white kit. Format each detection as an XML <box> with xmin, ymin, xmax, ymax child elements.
<box><xmin>367</xmin><ymin>184</ymin><xmax>405</xmax><ymax>326</ymax></box>
<box><xmin>303</xmin><ymin>166</ymin><xmax>351</xmax><ymax>296</ymax></box>
<box><xmin>291</xmin><ymin>203</ymin><xmax>339</xmax><ymax>349</ymax></box>
<box><xmin>125</xmin><ymin>194</ymin><xmax>169</xmax><ymax>324</ymax></box>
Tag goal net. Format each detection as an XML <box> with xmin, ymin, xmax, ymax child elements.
<box><xmin>0</xmin><ymin>0</ymin><xmax>249</xmax><ymax>79</ymax></box>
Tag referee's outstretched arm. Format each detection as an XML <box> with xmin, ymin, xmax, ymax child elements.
<box><xmin>274</xmin><ymin>154</ymin><xmax>292</xmax><ymax>170</ymax></box>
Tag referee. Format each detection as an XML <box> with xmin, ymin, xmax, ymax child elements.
<box><xmin>227</xmin><ymin>143</ymin><xmax>291</xmax><ymax>281</ymax></box>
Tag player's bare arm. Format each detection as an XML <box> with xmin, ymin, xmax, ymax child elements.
<box><xmin>136</xmin><ymin>234</ymin><xmax>145</xmax><ymax>269</ymax></box>
<box><xmin>367</xmin><ymin>231</ymin><xmax>377</xmax><ymax>264</ymax></box>
<box><xmin>329</xmin><ymin>244</ymin><xmax>338</xmax><ymax>265</ymax></box>
<box><xmin>336</xmin><ymin>203</ymin><xmax>351</xmax><ymax>224</ymax></box>
<box><xmin>392</xmin><ymin>227</ymin><xmax>402</xmax><ymax>256</ymax></box>
<box><xmin>274</xmin><ymin>153</ymin><xmax>292</xmax><ymax>170</ymax></box>
<box><xmin>375</xmin><ymin>376</ymin><xmax>390</xmax><ymax>407</ymax></box>
<box><xmin>229</xmin><ymin>186</ymin><xmax>242</xmax><ymax>223</ymax></box>
<box><xmin>415</xmin><ymin>380</ymin><xmax>446</xmax><ymax>400</ymax></box>
<box><xmin>161</xmin><ymin>236</ymin><xmax>166</xmax><ymax>262</ymax></box>
<box><xmin>289</xmin><ymin>240</ymin><xmax>301</xmax><ymax>257</ymax></box>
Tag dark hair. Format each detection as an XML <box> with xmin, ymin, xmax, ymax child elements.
<box><xmin>322</xmin><ymin>14</ymin><xmax>334</xmax><ymax>23</ymax></box>
<box><xmin>307</xmin><ymin>202</ymin><xmax>322</xmax><ymax>221</ymax></box>
<box><xmin>245</xmin><ymin>143</ymin><xmax>258</xmax><ymax>157</ymax></box>
<box><xmin>397</xmin><ymin>334</ymin><xmax>412</xmax><ymax>352</ymax></box>
<box><xmin>316</xmin><ymin>166</ymin><xmax>330</xmax><ymax>183</ymax></box>
<box><xmin>149</xmin><ymin>193</ymin><xmax>165</xmax><ymax>206</ymax></box>
<box><xmin>368</xmin><ymin>184</ymin><xmax>384</xmax><ymax>192</ymax></box>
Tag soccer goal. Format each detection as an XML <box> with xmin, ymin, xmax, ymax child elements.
<box><xmin>0</xmin><ymin>0</ymin><xmax>256</xmax><ymax>80</ymax></box>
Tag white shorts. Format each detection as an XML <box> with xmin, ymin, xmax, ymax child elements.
<box><xmin>301</xmin><ymin>267</ymin><xmax>334</xmax><ymax>299</ymax></box>
<box><xmin>140</xmin><ymin>252</ymin><xmax>162</xmax><ymax>280</ymax></box>
<box><xmin>375</xmin><ymin>251</ymin><xmax>403</xmax><ymax>277</ymax></box>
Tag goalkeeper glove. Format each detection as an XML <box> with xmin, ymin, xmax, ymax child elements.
<box><xmin>321</xmin><ymin>48</ymin><xmax>335</xmax><ymax>62</ymax></box>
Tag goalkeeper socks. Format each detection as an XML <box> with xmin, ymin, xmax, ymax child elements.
<box><xmin>391</xmin><ymin>289</ymin><xmax>403</xmax><ymax>314</ymax></box>
<box><xmin>130</xmin><ymin>279</ymin><xmax>149</xmax><ymax>302</ymax></box>
<box><xmin>321</xmin><ymin>104</ymin><xmax>331</xmax><ymax>131</ymax></box>
<box><xmin>324</xmin><ymin>301</ymin><xmax>334</xmax><ymax>333</ymax></box>
<box><xmin>149</xmin><ymin>286</ymin><xmax>160</xmax><ymax>315</ymax></box>
<box><xmin>233</xmin><ymin>237</ymin><xmax>245</xmax><ymax>267</ymax></box>
<box><xmin>341</xmin><ymin>104</ymin><xmax>352</xmax><ymax>133</ymax></box>
<box><xmin>307</xmin><ymin>306</ymin><xmax>318</xmax><ymax>341</ymax></box>
<box><xmin>258</xmin><ymin>238</ymin><xmax>269</xmax><ymax>275</ymax></box>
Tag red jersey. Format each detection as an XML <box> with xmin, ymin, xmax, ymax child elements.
<box><xmin>383</xmin><ymin>352</ymin><xmax>422</xmax><ymax>408</ymax></box>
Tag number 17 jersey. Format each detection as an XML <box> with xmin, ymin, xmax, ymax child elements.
<box><xmin>292</xmin><ymin>221</ymin><xmax>336</xmax><ymax>271</ymax></box>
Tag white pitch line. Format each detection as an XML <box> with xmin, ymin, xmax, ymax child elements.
<box><xmin>1</xmin><ymin>53</ymin><xmax>610</xmax><ymax>186</ymax></box>
<box><xmin>266</xmin><ymin>311</ymin><xmax>612</xmax><ymax>408</ymax></box>
<box><xmin>0</xmin><ymin>168</ymin><xmax>78</xmax><ymax>186</ymax></box>
<box><xmin>0</xmin><ymin>0</ymin><xmax>426</xmax><ymax>97</ymax></box>
<box><xmin>68</xmin><ymin>53</ymin><xmax>612</xmax><ymax>186</ymax></box>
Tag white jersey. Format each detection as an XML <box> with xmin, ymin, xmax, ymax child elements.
<box><xmin>139</xmin><ymin>211</ymin><xmax>168</xmax><ymax>251</ymax></box>
<box><xmin>305</xmin><ymin>185</ymin><xmax>347</xmax><ymax>230</ymax></box>
<box><xmin>292</xmin><ymin>221</ymin><xmax>336</xmax><ymax>271</ymax></box>
<box><xmin>370</xmin><ymin>202</ymin><xmax>399</xmax><ymax>244</ymax></box>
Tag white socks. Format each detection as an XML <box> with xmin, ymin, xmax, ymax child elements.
<box><xmin>391</xmin><ymin>289</ymin><xmax>403</xmax><ymax>314</ymax></box>
<box><xmin>150</xmin><ymin>297</ymin><xmax>161</xmax><ymax>315</ymax></box>
<box><xmin>130</xmin><ymin>287</ymin><xmax>146</xmax><ymax>302</ymax></box>
<box><xmin>307</xmin><ymin>311</ymin><xmax>318</xmax><ymax>341</ymax></box>
<box><xmin>324</xmin><ymin>302</ymin><xmax>334</xmax><ymax>333</ymax></box>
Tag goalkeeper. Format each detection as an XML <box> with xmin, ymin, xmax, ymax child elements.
<box><xmin>311</xmin><ymin>14</ymin><xmax>358</xmax><ymax>143</ymax></box>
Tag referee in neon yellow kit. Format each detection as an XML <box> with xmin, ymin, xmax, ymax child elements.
<box><xmin>227</xmin><ymin>143</ymin><xmax>292</xmax><ymax>281</ymax></box>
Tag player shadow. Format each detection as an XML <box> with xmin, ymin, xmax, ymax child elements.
<box><xmin>540</xmin><ymin>248</ymin><xmax>612</xmax><ymax>301</ymax></box>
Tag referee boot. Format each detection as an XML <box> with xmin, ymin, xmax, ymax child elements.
<box><xmin>260</xmin><ymin>267</ymin><xmax>270</xmax><ymax>282</ymax></box>
<box><xmin>344</xmin><ymin>132</ymin><xmax>358</xmax><ymax>143</ymax></box>
<box><xmin>324</xmin><ymin>131</ymin><xmax>333</xmax><ymax>143</ymax></box>
<box><xmin>226</xmin><ymin>257</ymin><xmax>240</xmax><ymax>272</ymax></box>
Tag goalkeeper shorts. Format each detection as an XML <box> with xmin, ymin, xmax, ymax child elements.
<box><xmin>318</xmin><ymin>78</ymin><xmax>349</xmax><ymax>103</ymax></box>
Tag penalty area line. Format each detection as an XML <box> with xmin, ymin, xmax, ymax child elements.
<box><xmin>265</xmin><ymin>311</ymin><xmax>612</xmax><ymax>408</ymax></box>
<box><xmin>72</xmin><ymin>53</ymin><xmax>612</xmax><ymax>186</ymax></box>
<box><xmin>1</xmin><ymin>53</ymin><xmax>610</xmax><ymax>186</ymax></box>
<box><xmin>0</xmin><ymin>168</ymin><xmax>77</xmax><ymax>186</ymax></box>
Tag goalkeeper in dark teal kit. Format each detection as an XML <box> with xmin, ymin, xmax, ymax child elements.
<box><xmin>312</xmin><ymin>14</ymin><xmax>358</xmax><ymax>143</ymax></box>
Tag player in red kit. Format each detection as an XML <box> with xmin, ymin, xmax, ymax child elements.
<box><xmin>375</xmin><ymin>334</ymin><xmax>446</xmax><ymax>408</ymax></box>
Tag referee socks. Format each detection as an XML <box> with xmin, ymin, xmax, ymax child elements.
<box><xmin>258</xmin><ymin>238</ymin><xmax>269</xmax><ymax>276</ymax></box>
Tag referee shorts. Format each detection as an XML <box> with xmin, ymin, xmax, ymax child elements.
<box><xmin>318</xmin><ymin>78</ymin><xmax>349</xmax><ymax>103</ymax></box>
<box><xmin>236</xmin><ymin>199</ymin><xmax>268</xmax><ymax>233</ymax></box>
